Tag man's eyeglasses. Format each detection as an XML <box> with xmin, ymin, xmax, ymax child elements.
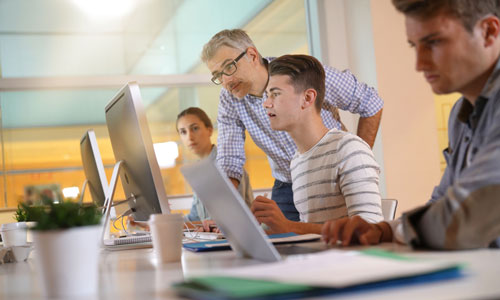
<box><xmin>211</xmin><ymin>50</ymin><xmax>247</xmax><ymax>85</ymax></box>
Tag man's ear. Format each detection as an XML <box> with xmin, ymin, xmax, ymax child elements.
<box><xmin>245</xmin><ymin>47</ymin><xmax>260</xmax><ymax>64</ymax></box>
<box><xmin>302</xmin><ymin>88</ymin><xmax>317</xmax><ymax>110</ymax></box>
<box><xmin>481</xmin><ymin>15</ymin><xmax>500</xmax><ymax>47</ymax></box>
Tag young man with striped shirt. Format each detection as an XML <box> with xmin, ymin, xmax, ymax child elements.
<box><xmin>251</xmin><ymin>55</ymin><xmax>383</xmax><ymax>234</ymax></box>
<box><xmin>202</xmin><ymin>29</ymin><xmax>384</xmax><ymax>222</ymax></box>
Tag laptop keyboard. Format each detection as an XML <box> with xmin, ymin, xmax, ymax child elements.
<box><xmin>183</xmin><ymin>231</ymin><xmax>224</xmax><ymax>240</ymax></box>
<box><xmin>104</xmin><ymin>234</ymin><xmax>151</xmax><ymax>246</ymax></box>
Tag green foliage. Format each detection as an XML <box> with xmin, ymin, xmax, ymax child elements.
<box><xmin>23</xmin><ymin>201</ymin><xmax>102</xmax><ymax>231</ymax></box>
<box><xmin>14</xmin><ymin>202</ymin><xmax>44</xmax><ymax>222</ymax></box>
<box><xmin>14</xmin><ymin>204</ymin><xmax>28</xmax><ymax>222</ymax></box>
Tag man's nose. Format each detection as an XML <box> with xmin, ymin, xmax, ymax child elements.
<box><xmin>415</xmin><ymin>46</ymin><xmax>430</xmax><ymax>72</ymax></box>
<box><xmin>221</xmin><ymin>73</ymin><xmax>235</xmax><ymax>87</ymax></box>
<box><xmin>263</xmin><ymin>97</ymin><xmax>272</xmax><ymax>108</ymax></box>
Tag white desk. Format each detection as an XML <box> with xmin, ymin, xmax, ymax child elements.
<box><xmin>1</xmin><ymin>243</ymin><xmax>500</xmax><ymax>299</ymax></box>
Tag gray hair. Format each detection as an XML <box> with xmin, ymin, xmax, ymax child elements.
<box><xmin>201</xmin><ymin>29</ymin><xmax>257</xmax><ymax>63</ymax></box>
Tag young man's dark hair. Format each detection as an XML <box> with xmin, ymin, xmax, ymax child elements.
<box><xmin>268</xmin><ymin>55</ymin><xmax>325</xmax><ymax>112</ymax></box>
<box><xmin>392</xmin><ymin>0</ymin><xmax>500</xmax><ymax>32</ymax></box>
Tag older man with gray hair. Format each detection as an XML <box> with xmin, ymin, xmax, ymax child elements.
<box><xmin>201</xmin><ymin>29</ymin><xmax>384</xmax><ymax>221</ymax></box>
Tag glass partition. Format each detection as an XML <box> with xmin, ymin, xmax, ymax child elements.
<box><xmin>0</xmin><ymin>0</ymin><xmax>309</xmax><ymax>207</ymax></box>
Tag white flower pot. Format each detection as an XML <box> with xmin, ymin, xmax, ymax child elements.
<box><xmin>25</xmin><ymin>221</ymin><xmax>37</xmax><ymax>243</ymax></box>
<box><xmin>32</xmin><ymin>225</ymin><xmax>101</xmax><ymax>298</ymax></box>
<box><xmin>0</xmin><ymin>222</ymin><xmax>28</xmax><ymax>247</ymax></box>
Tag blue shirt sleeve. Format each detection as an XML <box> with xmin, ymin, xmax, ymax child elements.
<box><xmin>429</xmin><ymin>148</ymin><xmax>453</xmax><ymax>203</ymax></box>
<box><xmin>184</xmin><ymin>198</ymin><xmax>200</xmax><ymax>222</ymax></box>
<box><xmin>216</xmin><ymin>89</ymin><xmax>247</xmax><ymax>181</ymax></box>
<box><xmin>323</xmin><ymin>66</ymin><xmax>384</xmax><ymax>118</ymax></box>
<box><xmin>402</xmin><ymin>97</ymin><xmax>500</xmax><ymax>249</ymax></box>
<box><xmin>185</xmin><ymin>194</ymin><xmax>212</xmax><ymax>222</ymax></box>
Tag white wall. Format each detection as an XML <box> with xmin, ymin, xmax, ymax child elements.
<box><xmin>316</xmin><ymin>0</ymin><xmax>442</xmax><ymax>216</ymax></box>
<box><xmin>369</xmin><ymin>0</ymin><xmax>441</xmax><ymax>215</ymax></box>
<box><xmin>318</xmin><ymin>0</ymin><xmax>387</xmax><ymax>197</ymax></box>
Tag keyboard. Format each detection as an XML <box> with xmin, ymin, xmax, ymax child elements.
<box><xmin>103</xmin><ymin>231</ymin><xmax>226</xmax><ymax>250</ymax></box>
<box><xmin>103</xmin><ymin>234</ymin><xmax>152</xmax><ymax>247</ymax></box>
<box><xmin>183</xmin><ymin>231</ymin><xmax>224</xmax><ymax>240</ymax></box>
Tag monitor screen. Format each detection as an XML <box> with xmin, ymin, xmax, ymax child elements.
<box><xmin>105</xmin><ymin>82</ymin><xmax>169</xmax><ymax>221</ymax></box>
<box><xmin>80</xmin><ymin>129</ymin><xmax>108</xmax><ymax>206</ymax></box>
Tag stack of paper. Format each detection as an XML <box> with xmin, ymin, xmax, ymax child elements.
<box><xmin>174</xmin><ymin>249</ymin><xmax>462</xmax><ymax>299</ymax></box>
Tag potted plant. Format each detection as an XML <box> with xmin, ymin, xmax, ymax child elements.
<box><xmin>16</xmin><ymin>203</ymin><xmax>39</xmax><ymax>243</ymax></box>
<box><xmin>26</xmin><ymin>201</ymin><xmax>102</xmax><ymax>298</ymax></box>
<box><xmin>0</xmin><ymin>203</ymin><xmax>35</xmax><ymax>248</ymax></box>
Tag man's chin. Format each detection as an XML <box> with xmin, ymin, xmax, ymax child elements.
<box><xmin>228</xmin><ymin>85</ymin><xmax>250</xmax><ymax>99</ymax></box>
<box><xmin>231</xmin><ymin>90</ymin><xmax>248</xmax><ymax>99</ymax></box>
<box><xmin>269</xmin><ymin>123</ymin><xmax>283</xmax><ymax>131</ymax></box>
<box><xmin>429</xmin><ymin>82</ymin><xmax>453</xmax><ymax>95</ymax></box>
<box><xmin>430</xmin><ymin>86</ymin><xmax>444</xmax><ymax>94</ymax></box>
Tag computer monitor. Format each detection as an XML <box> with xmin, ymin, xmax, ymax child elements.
<box><xmin>79</xmin><ymin>129</ymin><xmax>108</xmax><ymax>206</ymax></box>
<box><xmin>105</xmin><ymin>82</ymin><xmax>170</xmax><ymax>221</ymax></box>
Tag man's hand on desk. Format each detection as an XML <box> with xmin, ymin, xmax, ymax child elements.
<box><xmin>321</xmin><ymin>216</ymin><xmax>393</xmax><ymax>246</ymax></box>
<box><xmin>185</xmin><ymin>220</ymin><xmax>220</xmax><ymax>233</ymax></box>
<box><xmin>128</xmin><ymin>215</ymin><xmax>150</xmax><ymax>231</ymax></box>
<box><xmin>199</xmin><ymin>220</ymin><xmax>221</xmax><ymax>233</ymax></box>
<box><xmin>251</xmin><ymin>195</ymin><xmax>291</xmax><ymax>234</ymax></box>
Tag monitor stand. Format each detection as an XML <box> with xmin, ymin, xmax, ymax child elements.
<box><xmin>78</xmin><ymin>180</ymin><xmax>88</xmax><ymax>204</ymax></box>
<box><xmin>101</xmin><ymin>160</ymin><xmax>124</xmax><ymax>244</ymax></box>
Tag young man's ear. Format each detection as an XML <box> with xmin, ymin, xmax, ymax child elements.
<box><xmin>302</xmin><ymin>88</ymin><xmax>317</xmax><ymax>110</ymax></box>
<box><xmin>482</xmin><ymin>15</ymin><xmax>500</xmax><ymax>47</ymax></box>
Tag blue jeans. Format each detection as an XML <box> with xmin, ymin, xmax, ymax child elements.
<box><xmin>271</xmin><ymin>179</ymin><xmax>299</xmax><ymax>221</ymax></box>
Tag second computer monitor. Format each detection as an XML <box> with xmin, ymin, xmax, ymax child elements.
<box><xmin>105</xmin><ymin>82</ymin><xmax>169</xmax><ymax>221</ymax></box>
<box><xmin>80</xmin><ymin>129</ymin><xmax>108</xmax><ymax>206</ymax></box>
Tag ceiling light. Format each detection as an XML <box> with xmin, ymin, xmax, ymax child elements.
<box><xmin>72</xmin><ymin>0</ymin><xmax>136</xmax><ymax>18</ymax></box>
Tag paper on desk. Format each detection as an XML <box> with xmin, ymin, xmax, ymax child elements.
<box><xmin>210</xmin><ymin>249</ymin><xmax>461</xmax><ymax>288</ymax></box>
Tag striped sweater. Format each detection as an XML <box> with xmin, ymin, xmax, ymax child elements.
<box><xmin>290</xmin><ymin>129</ymin><xmax>383</xmax><ymax>224</ymax></box>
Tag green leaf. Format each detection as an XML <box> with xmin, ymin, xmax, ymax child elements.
<box><xmin>23</xmin><ymin>201</ymin><xmax>102</xmax><ymax>231</ymax></box>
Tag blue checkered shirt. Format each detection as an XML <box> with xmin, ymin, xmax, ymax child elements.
<box><xmin>216</xmin><ymin>57</ymin><xmax>384</xmax><ymax>183</ymax></box>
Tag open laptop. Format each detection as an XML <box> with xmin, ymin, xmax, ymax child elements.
<box><xmin>180</xmin><ymin>158</ymin><xmax>325</xmax><ymax>262</ymax></box>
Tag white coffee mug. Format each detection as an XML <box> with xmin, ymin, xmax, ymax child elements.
<box><xmin>148</xmin><ymin>213</ymin><xmax>184</xmax><ymax>263</ymax></box>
